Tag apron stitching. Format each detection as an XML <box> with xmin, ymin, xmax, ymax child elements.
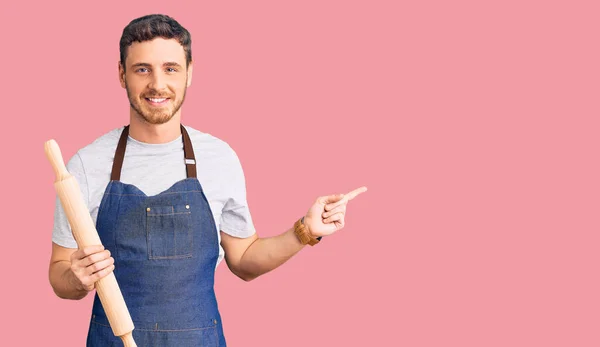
<box><xmin>104</xmin><ymin>190</ymin><xmax>203</xmax><ymax>197</ymax></box>
<box><xmin>114</xmin><ymin>192</ymin><xmax>124</xmax><ymax>259</ymax></box>
<box><xmin>147</xmin><ymin>212</ymin><xmax>191</xmax><ymax>216</ymax></box>
<box><xmin>91</xmin><ymin>320</ymin><xmax>217</xmax><ymax>332</ymax></box>
<box><xmin>146</xmin><ymin>210</ymin><xmax>152</xmax><ymax>259</ymax></box>
<box><xmin>172</xmin><ymin>206</ymin><xmax>177</xmax><ymax>255</ymax></box>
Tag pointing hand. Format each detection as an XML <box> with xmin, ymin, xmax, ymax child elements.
<box><xmin>304</xmin><ymin>186</ymin><xmax>367</xmax><ymax>238</ymax></box>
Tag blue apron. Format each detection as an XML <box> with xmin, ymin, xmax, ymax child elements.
<box><xmin>86</xmin><ymin>125</ymin><xmax>227</xmax><ymax>346</ymax></box>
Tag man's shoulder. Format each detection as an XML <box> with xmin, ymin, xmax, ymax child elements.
<box><xmin>184</xmin><ymin>125</ymin><xmax>237</xmax><ymax>157</ymax></box>
<box><xmin>76</xmin><ymin>126</ymin><xmax>123</xmax><ymax>163</ymax></box>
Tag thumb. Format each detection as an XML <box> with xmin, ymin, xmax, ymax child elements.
<box><xmin>321</xmin><ymin>193</ymin><xmax>344</xmax><ymax>204</ymax></box>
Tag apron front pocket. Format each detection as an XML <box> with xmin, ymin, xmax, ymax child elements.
<box><xmin>146</xmin><ymin>204</ymin><xmax>193</xmax><ymax>259</ymax></box>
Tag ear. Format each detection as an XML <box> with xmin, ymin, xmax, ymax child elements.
<box><xmin>118</xmin><ymin>62</ymin><xmax>126</xmax><ymax>89</ymax></box>
<box><xmin>186</xmin><ymin>61</ymin><xmax>193</xmax><ymax>87</ymax></box>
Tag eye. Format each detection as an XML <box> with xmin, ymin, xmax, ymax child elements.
<box><xmin>136</xmin><ymin>67</ymin><xmax>149</xmax><ymax>73</ymax></box>
<box><xmin>166</xmin><ymin>67</ymin><xmax>178</xmax><ymax>73</ymax></box>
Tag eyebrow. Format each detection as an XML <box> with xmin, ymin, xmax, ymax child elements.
<box><xmin>131</xmin><ymin>62</ymin><xmax>184</xmax><ymax>69</ymax></box>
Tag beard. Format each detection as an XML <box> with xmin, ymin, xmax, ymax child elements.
<box><xmin>125</xmin><ymin>80</ymin><xmax>187</xmax><ymax>125</ymax></box>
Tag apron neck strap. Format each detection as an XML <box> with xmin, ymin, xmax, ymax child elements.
<box><xmin>111</xmin><ymin>124</ymin><xmax>197</xmax><ymax>181</ymax></box>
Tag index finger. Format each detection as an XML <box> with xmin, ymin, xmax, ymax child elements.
<box><xmin>79</xmin><ymin>245</ymin><xmax>105</xmax><ymax>257</ymax></box>
<box><xmin>345</xmin><ymin>186</ymin><xmax>367</xmax><ymax>201</ymax></box>
<box><xmin>71</xmin><ymin>245</ymin><xmax>104</xmax><ymax>262</ymax></box>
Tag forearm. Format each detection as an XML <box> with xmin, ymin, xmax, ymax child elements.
<box><xmin>49</xmin><ymin>260</ymin><xmax>89</xmax><ymax>300</ymax></box>
<box><xmin>238</xmin><ymin>227</ymin><xmax>305</xmax><ymax>281</ymax></box>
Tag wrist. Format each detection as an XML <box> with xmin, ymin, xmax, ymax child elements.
<box><xmin>66</xmin><ymin>266</ymin><xmax>91</xmax><ymax>294</ymax></box>
<box><xmin>295</xmin><ymin>217</ymin><xmax>321</xmax><ymax>246</ymax></box>
<box><xmin>302</xmin><ymin>217</ymin><xmax>322</xmax><ymax>240</ymax></box>
<box><xmin>54</xmin><ymin>265</ymin><xmax>89</xmax><ymax>300</ymax></box>
<box><xmin>68</xmin><ymin>272</ymin><xmax>87</xmax><ymax>293</ymax></box>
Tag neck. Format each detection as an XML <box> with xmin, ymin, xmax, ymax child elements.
<box><xmin>128</xmin><ymin>111</ymin><xmax>182</xmax><ymax>144</ymax></box>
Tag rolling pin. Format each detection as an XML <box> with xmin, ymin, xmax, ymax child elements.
<box><xmin>45</xmin><ymin>139</ymin><xmax>136</xmax><ymax>347</ymax></box>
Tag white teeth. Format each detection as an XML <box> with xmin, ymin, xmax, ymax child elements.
<box><xmin>148</xmin><ymin>98</ymin><xmax>167</xmax><ymax>102</ymax></box>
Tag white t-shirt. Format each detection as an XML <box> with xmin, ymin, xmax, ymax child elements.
<box><xmin>52</xmin><ymin>125</ymin><xmax>256</xmax><ymax>268</ymax></box>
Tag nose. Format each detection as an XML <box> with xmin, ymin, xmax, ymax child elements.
<box><xmin>148</xmin><ymin>70</ymin><xmax>167</xmax><ymax>91</ymax></box>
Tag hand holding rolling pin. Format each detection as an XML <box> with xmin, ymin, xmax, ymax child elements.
<box><xmin>69</xmin><ymin>245</ymin><xmax>115</xmax><ymax>292</ymax></box>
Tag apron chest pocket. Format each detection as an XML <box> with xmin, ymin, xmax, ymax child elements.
<box><xmin>146</xmin><ymin>204</ymin><xmax>193</xmax><ymax>259</ymax></box>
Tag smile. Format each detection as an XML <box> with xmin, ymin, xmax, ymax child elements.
<box><xmin>145</xmin><ymin>97</ymin><xmax>170</xmax><ymax>106</ymax></box>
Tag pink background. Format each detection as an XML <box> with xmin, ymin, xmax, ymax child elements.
<box><xmin>1</xmin><ymin>0</ymin><xmax>599</xmax><ymax>346</ymax></box>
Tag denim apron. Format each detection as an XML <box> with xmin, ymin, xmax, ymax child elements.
<box><xmin>86</xmin><ymin>125</ymin><xmax>227</xmax><ymax>346</ymax></box>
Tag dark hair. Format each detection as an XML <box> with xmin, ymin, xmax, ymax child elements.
<box><xmin>119</xmin><ymin>14</ymin><xmax>192</xmax><ymax>70</ymax></box>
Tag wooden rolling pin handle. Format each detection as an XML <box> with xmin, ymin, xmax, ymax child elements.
<box><xmin>44</xmin><ymin>139</ymin><xmax>70</xmax><ymax>181</ymax></box>
<box><xmin>120</xmin><ymin>332</ymin><xmax>137</xmax><ymax>347</ymax></box>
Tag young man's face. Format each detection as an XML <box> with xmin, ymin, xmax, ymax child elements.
<box><xmin>119</xmin><ymin>38</ymin><xmax>193</xmax><ymax>125</ymax></box>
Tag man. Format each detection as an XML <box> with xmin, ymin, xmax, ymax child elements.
<box><xmin>48</xmin><ymin>14</ymin><xmax>366</xmax><ymax>346</ymax></box>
